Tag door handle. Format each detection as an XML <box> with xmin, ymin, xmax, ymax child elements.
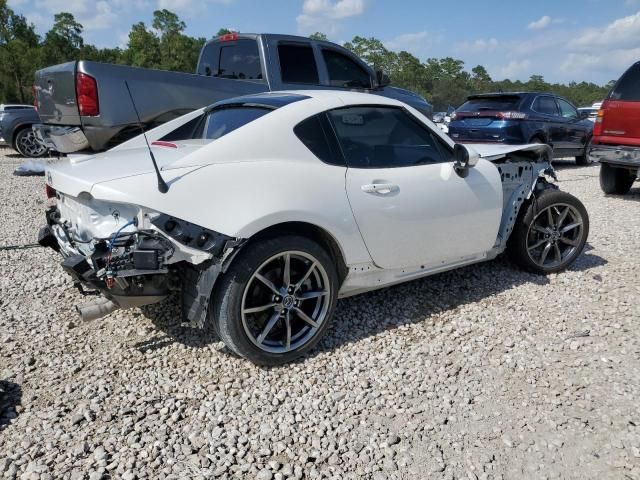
<box><xmin>361</xmin><ymin>183</ymin><xmax>398</xmax><ymax>195</ymax></box>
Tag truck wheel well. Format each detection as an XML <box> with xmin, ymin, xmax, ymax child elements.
<box><xmin>248</xmin><ymin>222</ymin><xmax>349</xmax><ymax>284</ymax></box>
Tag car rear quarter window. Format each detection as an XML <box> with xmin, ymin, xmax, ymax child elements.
<box><xmin>203</xmin><ymin>107</ymin><xmax>271</xmax><ymax>140</ymax></box>
<box><xmin>532</xmin><ymin>96</ymin><xmax>559</xmax><ymax>116</ymax></box>
<box><xmin>294</xmin><ymin>114</ymin><xmax>344</xmax><ymax>166</ymax></box>
<box><xmin>609</xmin><ymin>62</ymin><xmax>640</xmax><ymax>101</ymax></box>
<box><xmin>458</xmin><ymin>96</ymin><xmax>522</xmax><ymax>112</ymax></box>
<box><xmin>216</xmin><ymin>39</ymin><xmax>262</xmax><ymax>80</ymax></box>
<box><xmin>278</xmin><ymin>44</ymin><xmax>319</xmax><ymax>84</ymax></box>
<box><xmin>322</xmin><ymin>49</ymin><xmax>371</xmax><ymax>88</ymax></box>
<box><xmin>327</xmin><ymin>106</ymin><xmax>445</xmax><ymax>168</ymax></box>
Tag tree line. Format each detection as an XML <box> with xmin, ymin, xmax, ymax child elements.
<box><xmin>0</xmin><ymin>1</ymin><xmax>613</xmax><ymax>111</ymax></box>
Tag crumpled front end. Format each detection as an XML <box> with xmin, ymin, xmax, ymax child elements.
<box><xmin>39</xmin><ymin>188</ymin><xmax>240</xmax><ymax>323</ymax></box>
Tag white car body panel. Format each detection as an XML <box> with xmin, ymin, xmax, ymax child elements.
<box><xmin>45</xmin><ymin>90</ymin><xmax>554</xmax><ymax>301</ymax></box>
<box><xmin>346</xmin><ymin>159</ymin><xmax>502</xmax><ymax>269</ymax></box>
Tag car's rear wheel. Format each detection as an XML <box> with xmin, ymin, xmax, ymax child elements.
<box><xmin>14</xmin><ymin>127</ymin><xmax>47</xmax><ymax>158</ymax></box>
<box><xmin>600</xmin><ymin>162</ymin><xmax>635</xmax><ymax>194</ymax></box>
<box><xmin>508</xmin><ymin>189</ymin><xmax>589</xmax><ymax>274</ymax></box>
<box><xmin>210</xmin><ymin>235</ymin><xmax>338</xmax><ymax>365</ymax></box>
<box><xmin>575</xmin><ymin>137</ymin><xmax>592</xmax><ymax>165</ymax></box>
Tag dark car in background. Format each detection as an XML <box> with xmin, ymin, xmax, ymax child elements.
<box><xmin>0</xmin><ymin>104</ymin><xmax>47</xmax><ymax>157</ymax></box>
<box><xmin>448</xmin><ymin>92</ymin><xmax>593</xmax><ymax>164</ymax></box>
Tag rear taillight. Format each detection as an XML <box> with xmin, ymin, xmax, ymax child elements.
<box><xmin>45</xmin><ymin>184</ymin><xmax>56</xmax><ymax>199</ymax></box>
<box><xmin>593</xmin><ymin>107</ymin><xmax>605</xmax><ymax>137</ymax></box>
<box><xmin>76</xmin><ymin>72</ymin><xmax>99</xmax><ymax>116</ymax></box>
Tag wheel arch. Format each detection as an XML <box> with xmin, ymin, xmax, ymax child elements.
<box><xmin>242</xmin><ymin>221</ymin><xmax>349</xmax><ymax>285</ymax></box>
<box><xmin>10</xmin><ymin>122</ymin><xmax>34</xmax><ymax>146</ymax></box>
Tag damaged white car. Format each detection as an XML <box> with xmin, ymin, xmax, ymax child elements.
<box><xmin>39</xmin><ymin>91</ymin><xmax>589</xmax><ymax>365</ymax></box>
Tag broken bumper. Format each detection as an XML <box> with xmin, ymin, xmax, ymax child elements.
<box><xmin>33</xmin><ymin>124</ymin><xmax>89</xmax><ymax>153</ymax></box>
<box><xmin>589</xmin><ymin>144</ymin><xmax>640</xmax><ymax>169</ymax></box>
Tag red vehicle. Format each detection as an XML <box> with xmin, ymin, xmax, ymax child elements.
<box><xmin>590</xmin><ymin>62</ymin><xmax>640</xmax><ymax>194</ymax></box>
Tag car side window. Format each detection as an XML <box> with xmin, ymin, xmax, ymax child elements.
<box><xmin>215</xmin><ymin>40</ymin><xmax>262</xmax><ymax>80</ymax></box>
<box><xmin>294</xmin><ymin>114</ymin><xmax>345</xmax><ymax>166</ymax></box>
<box><xmin>533</xmin><ymin>96</ymin><xmax>559</xmax><ymax>116</ymax></box>
<box><xmin>557</xmin><ymin>99</ymin><xmax>578</xmax><ymax>120</ymax></box>
<box><xmin>321</xmin><ymin>49</ymin><xmax>372</xmax><ymax>88</ymax></box>
<box><xmin>327</xmin><ymin>106</ymin><xmax>445</xmax><ymax>168</ymax></box>
<box><xmin>278</xmin><ymin>43</ymin><xmax>319</xmax><ymax>84</ymax></box>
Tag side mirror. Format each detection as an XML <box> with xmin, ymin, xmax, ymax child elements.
<box><xmin>374</xmin><ymin>70</ymin><xmax>390</xmax><ymax>89</ymax></box>
<box><xmin>453</xmin><ymin>144</ymin><xmax>480</xmax><ymax>178</ymax></box>
<box><xmin>579</xmin><ymin>111</ymin><xmax>590</xmax><ymax>120</ymax></box>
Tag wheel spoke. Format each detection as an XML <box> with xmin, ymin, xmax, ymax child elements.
<box><xmin>539</xmin><ymin>242</ymin><xmax>552</xmax><ymax>265</ymax></box>
<box><xmin>557</xmin><ymin>206</ymin><xmax>570</xmax><ymax>226</ymax></box>
<box><xmin>298</xmin><ymin>290</ymin><xmax>328</xmax><ymax>300</ymax></box>
<box><xmin>294</xmin><ymin>260</ymin><xmax>318</xmax><ymax>291</ymax></box>
<box><xmin>560</xmin><ymin>236</ymin><xmax>579</xmax><ymax>246</ymax></box>
<box><xmin>294</xmin><ymin>307</ymin><xmax>318</xmax><ymax>328</ymax></box>
<box><xmin>553</xmin><ymin>244</ymin><xmax>562</xmax><ymax>264</ymax></box>
<box><xmin>546</xmin><ymin>208</ymin><xmax>555</xmax><ymax>228</ymax></box>
<box><xmin>283</xmin><ymin>253</ymin><xmax>291</xmax><ymax>287</ymax></box>
<box><xmin>256</xmin><ymin>311</ymin><xmax>280</xmax><ymax>344</ymax></box>
<box><xmin>527</xmin><ymin>238</ymin><xmax>548</xmax><ymax>250</ymax></box>
<box><xmin>284</xmin><ymin>312</ymin><xmax>291</xmax><ymax>349</ymax></box>
<box><xmin>243</xmin><ymin>303</ymin><xmax>277</xmax><ymax>315</ymax></box>
<box><xmin>255</xmin><ymin>273</ymin><xmax>280</xmax><ymax>295</ymax></box>
<box><xmin>561</xmin><ymin>221</ymin><xmax>582</xmax><ymax>234</ymax></box>
<box><xmin>532</xmin><ymin>225</ymin><xmax>550</xmax><ymax>234</ymax></box>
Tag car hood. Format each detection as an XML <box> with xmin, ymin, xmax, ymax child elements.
<box><xmin>467</xmin><ymin>143</ymin><xmax>553</xmax><ymax>161</ymax></box>
<box><xmin>46</xmin><ymin>140</ymin><xmax>209</xmax><ymax>197</ymax></box>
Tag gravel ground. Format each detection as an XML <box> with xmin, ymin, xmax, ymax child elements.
<box><xmin>1</xmin><ymin>146</ymin><xmax>639</xmax><ymax>480</ymax></box>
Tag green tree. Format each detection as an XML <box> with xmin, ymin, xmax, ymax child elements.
<box><xmin>123</xmin><ymin>22</ymin><xmax>161</xmax><ymax>68</ymax></box>
<box><xmin>0</xmin><ymin>0</ymin><xmax>41</xmax><ymax>103</ymax></box>
<box><xmin>42</xmin><ymin>12</ymin><xmax>84</xmax><ymax>65</ymax></box>
<box><xmin>309</xmin><ymin>32</ymin><xmax>328</xmax><ymax>41</ymax></box>
<box><xmin>343</xmin><ymin>36</ymin><xmax>397</xmax><ymax>73</ymax></box>
<box><xmin>217</xmin><ymin>28</ymin><xmax>236</xmax><ymax>36</ymax></box>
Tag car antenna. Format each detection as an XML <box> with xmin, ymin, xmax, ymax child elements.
<box><xmin>124</xmin><ymin>81</ymin><xmax>169</xmax><ymax>194</ymax></box>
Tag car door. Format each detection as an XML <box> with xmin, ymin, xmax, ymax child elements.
<box><xmin>327</xmin><ymin>105</ymin><xmax>503</xmax><ymax>270</ymax></box>
<box><xmin>556</xmin><ymin>98</ymin><xmax>589</xmax><ymax>151</ymax></box>
<box><xmin>531</xmin><ymin>95</ymin><xmax>564</xmax><ymax>147</ymax></box>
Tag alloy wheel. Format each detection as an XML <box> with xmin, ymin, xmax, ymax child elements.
<box><xmin>241</xmin><ymin>250</ymin><xmax>331</xmax><ymax>354</ymax></box>
<box><xmin>526</xmin><ymin>203</ymin><xmax>584</xmax><ymax>269</ymax></box>
<box><xmin>17</xmin><ymin>129</ymin><xmax>47</xmax><ymax>157</ymax></box>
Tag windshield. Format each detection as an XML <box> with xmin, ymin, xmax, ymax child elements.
<box><xmin>203</xmin><ymin>107</ymin><xmax>271</xmax><ymax>140</ymax></box>
<box><xmin>458</xmin><ymin>96</ymin><xmax>522</xmax><ymax>112</ymax></box>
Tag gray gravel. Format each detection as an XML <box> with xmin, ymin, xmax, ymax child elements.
<box><xmin>1</xmin><ymin>146</ymin><xmax>639</xmax><ymax>479</ymax></box>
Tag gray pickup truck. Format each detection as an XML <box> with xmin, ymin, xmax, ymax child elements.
<box><xmin>34</xmin><ymin>33</ymin><xmax>433</xmax><ymax>153</ymax></box>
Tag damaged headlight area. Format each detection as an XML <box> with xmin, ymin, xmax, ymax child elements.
<box><xmin>39</xmin><ymin>194</ymin><xmax>240</xmax><ymax>323</ymax></box>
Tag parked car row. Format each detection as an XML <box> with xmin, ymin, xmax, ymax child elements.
<box><xmin>38</xmin><ymin>90</ymin><xmax>590</xmax><ymax>364</ymax></box>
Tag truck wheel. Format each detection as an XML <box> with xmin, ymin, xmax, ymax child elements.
<box><xmin>210</xmin><ymin>235</ymin><xmax>338</xmax><ymax>365</ymax></box>
<box><xmin>507</xmin><ymin>189</ymin><xmax>589</xmax><ymax>274</ymax></box>
<box><xmin>600</xmin><ymin>162</ymin><xmax>635</xmax><ymax>194</ymax></box>
<box><xmin>14</xmin><ymin>127</ymin><xmax>47</xmax><ymax>158</ymax></box>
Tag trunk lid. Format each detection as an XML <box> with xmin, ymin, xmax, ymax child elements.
<box><xmin>46</xmin><ymin>140</ymin><xmax>209</xmax><ymax>197</ymax></box>
<box><xmin>35</xmin><ymin>62</ymin><xmax>81</xmax><ymax>125</ymax></box>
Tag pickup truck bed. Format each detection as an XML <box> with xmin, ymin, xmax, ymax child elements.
<box><xmin>34</xmin><ymin>33</ymin><xmax>433</xmax><ymax>153</ymax></box>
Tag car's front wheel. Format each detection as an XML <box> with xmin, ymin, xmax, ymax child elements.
<box><xmin>211</xmin><ymin>235</ymin><xmax>338</xmax><ymax>365</ymax></box>
<box><xmin>600</xmin><ymin>162</ymin><xmax>635</xmax><ymax>194</ymax></box>
<box><xmin>14</xmin><ymin>127</ymin><xmax>47</xmax><ymax>158</ymax></box>
<box><xmin>508</xmin><ymin>189</ymin><xmax>589</xmax><ymax>274</ymax></box>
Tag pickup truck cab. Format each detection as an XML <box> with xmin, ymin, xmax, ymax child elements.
<box><xmin>590</xmin><ymin>61</ymin><xmax>640</xmax><ymax>194</ymax></box>
<box><xmin>33</xmin><ymin>33</ymin><xmax>432</xmax><ymax>153</ymax></box>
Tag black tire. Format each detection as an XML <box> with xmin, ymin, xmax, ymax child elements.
<box><xmin>14</xmin><ymin>126</ymin><xmax>47</xmax><ymax>158</ymax></box>
<box><xmin>508</xmin><ymin>189</ymin><xmax>589</xmax><ymax>274</ymax></box>
<box><xmin>599</xmin><ymin>162</ymin><xmax>635</xmax><ymax>195</ymax></box>
<box><xmin>210</xmin><ymin>235</ymin><xmax>338</xmax><ymax>366</ymax></box>
<box><xmin>575</xmin><ymin>138</ymin><xmax>591</xmax><ymax>166</ymax></box>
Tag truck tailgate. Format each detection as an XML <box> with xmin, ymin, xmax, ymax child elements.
<box><xmin>35</xmin><ymin>62</ymin><xmax>81</xmax><ymax>125</ymax></box>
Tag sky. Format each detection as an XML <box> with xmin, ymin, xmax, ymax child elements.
<box><xmin>7</xmin><ymin>0</ymin><xmax>640</xmax><ymax>85</ymax></box>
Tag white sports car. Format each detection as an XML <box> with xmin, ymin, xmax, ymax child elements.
<box><xmin>39</xmin><ymin>91</ymin><xmax>589</xmax><ymax>365</ymax></box>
